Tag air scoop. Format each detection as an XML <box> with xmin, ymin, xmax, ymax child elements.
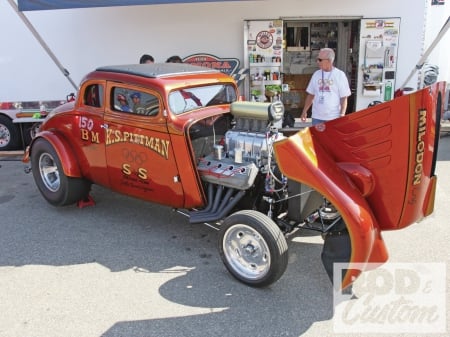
<box><xmin>230</xmin><ymin>101</ymin><xmax>284</xmax><ymax>122</ymax></box>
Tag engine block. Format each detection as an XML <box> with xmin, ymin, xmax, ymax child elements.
<box><xmin>196</xmin><ymin>100</ymin><xmax>285</xmax><ymax>190</ymax></box>
<box><xmin>197</xmin><ymin>156</ymin><xmax>259</xmax><ymax>190</ymax></box>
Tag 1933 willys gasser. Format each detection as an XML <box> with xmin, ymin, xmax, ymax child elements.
<box><xmin>24</xmin><ymin>63</ymin><xmax>446</xmax><ymax>289</ymax></box>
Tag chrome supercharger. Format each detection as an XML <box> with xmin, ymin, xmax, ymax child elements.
<box><xmin>197</xmin><ymin>101</ymin><xmax>285</xmax><ymax>191</ymax></box>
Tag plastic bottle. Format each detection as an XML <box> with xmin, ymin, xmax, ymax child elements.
<box><xmin>384</xmin><ymin>81</ymin><xmax>392</xmax><ymax>101</ymax></box>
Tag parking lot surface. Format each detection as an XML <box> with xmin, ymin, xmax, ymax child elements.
<box><xmin>1</xmin><ymin>136</ymin><xmax>449</xmax><ymax>337</ymax></box>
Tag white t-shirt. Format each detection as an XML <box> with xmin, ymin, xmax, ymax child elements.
<box><xmin>306</xmin><ymin>67</ymin><xmax>351</xmax><ymax>121</ymax></box>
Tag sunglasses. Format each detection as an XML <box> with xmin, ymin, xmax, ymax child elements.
<box><xmin>316</xmin><ymin>58</ymin><xmax>328</xmax><ymax>62</ymax></box>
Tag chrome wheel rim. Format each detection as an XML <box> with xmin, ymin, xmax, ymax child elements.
<box><xmin>0</xmin><ymin>125</ymin><xmax>10</xmax><ymax>146</ymax></box>
<box><xmin>38</xmin><ymin>152</ymin><xmax>60</xmax><ymax>192</ymax></box>
<box><xmin>222</xmin><ymin>224</ymin><xmax>270</xmax><ymax>280</ymax></box>
<box><xmin>30</xmin><ymin>124</ymin><xmax>40</xmax><ymax>139</ymax></box>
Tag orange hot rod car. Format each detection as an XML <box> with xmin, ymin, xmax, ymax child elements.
<box><xmin>24</xmin><ymin>63</ymin><xmax>446</xmax><ymax>289</ymax></box>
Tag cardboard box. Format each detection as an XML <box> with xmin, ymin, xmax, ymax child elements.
<box><xmin>282</xmin><ymin>89</ymin><xmax>308</xmax><ymax>113</ymax></box>
<box><xmin>283</xmin><ymin>74</ymin><xmax>312</xmax><ymax>90</ymax></box>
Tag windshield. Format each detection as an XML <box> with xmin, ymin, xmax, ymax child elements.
<box><xmin>168</xmin><ymin>84</ymin><xmax>237</xmax><ymax>115</ymax></box>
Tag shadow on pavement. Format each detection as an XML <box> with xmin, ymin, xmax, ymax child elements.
<box><xmin>0</xmin><ymin>160</ymin><xmax>333</xmax><ymax>337</ymax></box>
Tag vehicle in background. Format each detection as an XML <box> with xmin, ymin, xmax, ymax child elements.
<box><xmin>0</xmin><ymin>100</ymin><xmax>63</xmax><ymax>150</ymax></box>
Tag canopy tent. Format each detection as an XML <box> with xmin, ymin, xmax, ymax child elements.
<box><xmin>17</xmin><ymin>0</ymin><xmax>241</xmax><ymax>11</ymax></box>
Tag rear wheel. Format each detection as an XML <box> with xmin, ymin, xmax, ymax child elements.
<box><xmin>23</xmin><ymin>122</ymin><xmax>41</xmax><ymax>146</ymax></box>
<box><xmin>31</xmin><ymin>138</ymin><xmax>91</xmax><ymax>206</ymax></box>
<box><xmin>0</xmin><ymin>115</ymin><xmax>20</xmax><ymax>150</ymax></box>
<box><xmin>218</xmin><ymin>210</ymin><xmax>288</xmax><ymax>287</ymax></box>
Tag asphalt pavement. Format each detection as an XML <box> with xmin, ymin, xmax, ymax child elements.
<box><xmin>1</xmin><ymin>136</ymin><xmax>449</xmax><ymax>337</ymax></box>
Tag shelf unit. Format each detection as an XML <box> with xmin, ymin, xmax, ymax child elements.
<box><xmin>244</xmin><ymin>20</ymin><xmax>284</xmax><ymax>102</ymax></box>
<box><xmin>248</xmin><ymin>61</ymin><xmax>283</xmax><ymax>102</ymax></box>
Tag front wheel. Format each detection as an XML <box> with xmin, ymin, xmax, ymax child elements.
<box><xmin>218</xmin><ymin>210</ymin><xmax>288</xmax><ymax>287</ymax></box>
<box><xmin>31</xmin><ymin>138</ymin><xmax>91</xmax><ymax>206</ymax></box>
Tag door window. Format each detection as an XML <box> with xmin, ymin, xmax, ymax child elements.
<box><xmin>111</xmin><ymin>87</ymin><xmax>160</xmax><ymax>116</ymax></box>
<box><xmin>84</xmin><ymin>84</ymin><xmax>104</xmax><ymax>107</ymax></box>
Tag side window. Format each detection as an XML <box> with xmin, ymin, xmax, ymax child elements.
<box><xmin>111</xmin><ymin>87</ymin><xmax>160</xmax><ymax>116</ymax></box>
<box><xmin>84</xmin><ymin>84</ymin><xmax>103</xmax><ymax>107</ymax></box>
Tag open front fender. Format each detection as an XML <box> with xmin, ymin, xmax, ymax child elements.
<box><xmin>30</xmin><ymin>131</ymin><xmax>82</xmax><ymax>177</ymax></box>
<box><xmin>273</xmin><ymin>128</ymin><xmax>388</xmax><ymax>288</ymax></box>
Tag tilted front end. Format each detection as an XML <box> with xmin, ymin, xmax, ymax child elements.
<box><xmin>273</xmin><ymin>82</ymin><xmax>446</xmax><ymax>288</ymax></box>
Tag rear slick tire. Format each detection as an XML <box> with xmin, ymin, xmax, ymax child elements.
<box><xmin>31</xmin><ymin>138</ymin><xmax>91</xmax><ymax>206</ymax></box>
<box><xmin>218</xmin><ymin>210</ymin><xmax>288</xmax><ymax>288</ymax></box>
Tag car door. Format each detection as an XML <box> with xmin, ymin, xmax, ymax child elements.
<box><xmin>75</xmin><ymin>80</ymin><xmax>110</xmax><ymax>187</ymax></box>
<box><xmin>103</xmin><ymin>82</ymin><xmax>184</xmax><ymax>207</ymax></box>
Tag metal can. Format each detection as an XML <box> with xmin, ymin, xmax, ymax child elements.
<box><xmin>214</xmin><ymin>145</ymin><xmax>223</xmax><ymax>160</ymax></box>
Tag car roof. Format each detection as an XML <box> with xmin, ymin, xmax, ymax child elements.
<box><xmin>96</xmin><ymin>63</ymin><xmax>221</xmax><ymax>79</ymax></box>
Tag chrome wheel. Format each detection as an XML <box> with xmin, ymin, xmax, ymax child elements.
<box><xmin>0</xmin><ymin>124</ymin><xmax>11</xmax><ymax>146</ymax></box>
<box><xmin>31</xmin><ymin>138</ymin><xmax>90</xmax><ymax>206</ymax></box>
<box><xmin>29</xmin><ymin>123</ymin><xmax>40</xmax><ymax>139</ymax></box>
<box><xmin>0</xmin><ymin>115</ymin><xmax>20</xmax><ymax>150</ymax></box>
<box><xmin>38</xmin><ymin>152</ymin><xmax>60</xmax><ymax>192</ymax></box>
<box><xmin>222</xmin><ymin>224</ymin><xmax>271</xmax><ymax>280</ymax></box>
<box><xmin>218</xmin><ymin>210</ymin><xmax>288</xmax><ymax>287</ymax></box>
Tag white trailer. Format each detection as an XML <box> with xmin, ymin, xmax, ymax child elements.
<box><xmin>1</xmin><ymin>0</ymin><xmax>448</xmax><ymax>150</ymax></box>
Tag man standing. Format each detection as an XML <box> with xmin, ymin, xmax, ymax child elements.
<box><xmin>301</xmin><ymin>48</ymin><xmax>351</xmax><ymax>125</ymax></box>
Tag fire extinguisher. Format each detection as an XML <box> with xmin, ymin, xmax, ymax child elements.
<box><xmin>384</xmin><ymin>81</ymin><xmax>392</xmax><ymax>101</ymax></box>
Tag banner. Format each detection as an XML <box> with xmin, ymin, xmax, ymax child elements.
<box><xmin>183</xmin><ymin>53</ymin><xmax>240</xmax><ymax>76</ymax></box>
<box><xmin>183</xmin><ymin>53</ymin><xmax>247</xmax><ymax>87</ymax></box>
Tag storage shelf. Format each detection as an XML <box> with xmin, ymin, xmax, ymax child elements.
<box><xmin>311</xmin><ymin>37</ymin><xmax>337</xmax><ymax>40</ymax></box>
<box><xmin>286</xmin><ymin>47</ymin><xmax>310</xmax><ymax>52</ymax></box>
<box><xmin>249</xmin><ymin>62</ymin><xmax>281</xmax><ymax>67</ymax></box>
<box><xmin>251</xmin><ymin>80</ymin><xmax>282</xmax><ymax>86</ymax></box>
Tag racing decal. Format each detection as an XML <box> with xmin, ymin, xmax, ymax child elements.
<box><xmin>122</xmin><ymin>163</ymin><xmax>148</xmax><ymax>180</ymax></box>
<box><xmin>256</xmin><ymin>31</ymin><xmax>273</xmax><ymax>49</ymax></box>
<box><xmin>80</xmin><ymin>129</ymin><xmax>100</xmax><ymax>143</ymax></box>
<box><xmin>79</xmin><ymin>117</ymin><xmax>100</xmax><ymax>144</ymax></box>
<box><xmin>413</xmin><ymin>109</ymin><xmax>427</xmax><ymax>186</ymax></box>
<box><xmin>105</xmin><ymin>128</ymin><xmax>170</xmax><ymax>160</ymax></box>
<box><xmin>364</xmin><ymin>20</ymin><xmax>396</xmax><ymax>29</ymax></box>
<box><xmin>121</xmin><ymin>149</ymin><xmax>150</xmax><ymax>187</ymax></box>
<box><xmin>78</xmin><ymin>117</ymin><xmax>170</xmax><ymax>159</ymax></box>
